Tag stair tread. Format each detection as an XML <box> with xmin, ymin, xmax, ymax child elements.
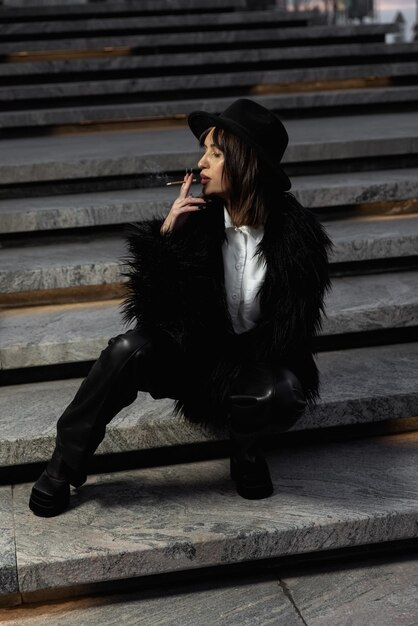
<box><xmin>1</xmin><ymin>269</ymin><xmax>418</xmax><ymax>369</ymax></box>
<box><xmin>0</xmin><ymin>0</ymin><xmax>247</xmax><ymax>19</ymax></box>
<box><xmin>1</xmin><ymin>112</ymin><xmax>418</xmax><ymax>185</ymax></box>
<box><xmin>1</xmin><ymin>9</ymin><xmax>312</xmax><ymax>37</ymax></box>
<box><xmin>7</xmin><ymin>431</ymin><xmax>418</xmax><ymax>596</ymax></box>
<box><xmin>0</xmin><ymin>342</ymin><xmax>417</xmax><ymax>466</ymax></box>
<box><xmin>1</xmin><ymin>167</ymin><xmax>418</xmax><ymax>233</ymax></box>
<box><xmin>0</xmin><ymin>570</ymin><xmax>306</xmax><ymax>624</ymax></box>
<box><xmin>0</xmin><ymin>23</ymin><xmax>397</xmax><ymax>53</ymax></box>
<box><xmin>2</xmin><ymin>552</ymin><xmax>418</xmax><ymax>624</ymax></box>
<box><xmin>326</xmin><ymin>214</ymin><xmax>418</xmax><ymax>263</ymax></box>
<box><xmin>2</xmin><ymin>214</ymin><xmax>418</xmax><ymax>293</ymax></box>
<box><xmin>2</xmin><ymin>86</ymin><xmax>418</xmax><ymax>130</ymax></box>
<box><xmin>3</xmin><ymin>42</ymin><xmax>416</xmax><ymax>78</ymax></box>
<box><xmin>0</xmin><ymin>235</ymin><xmax>126</xmax><ymax>293</ymax></box>
<box><xmin>4</xmin><ymin>62</ymin><xmax>418</xmax><ymax>102</ymax></box>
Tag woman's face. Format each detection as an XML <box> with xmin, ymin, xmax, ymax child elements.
<box><xmin>198</xmin><ymin>128</ymin><xmax>229</xmax><ymax>200</ymax></box>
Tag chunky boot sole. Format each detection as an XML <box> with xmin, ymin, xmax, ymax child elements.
<box><xmin>29</xmin><ymin>470</ymin><xmax>70</xmax><ymax>518</ymax></box>
<box><xmin>230</xmin><ymin>455</ymin><xmax>274</xmax><ymax>500</ymax></box>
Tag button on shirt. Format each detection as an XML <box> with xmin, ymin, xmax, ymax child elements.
<box><xmin>223</xmin><ymin>208</ymin><xmax>266</xmax><ymax>334</ymax></box>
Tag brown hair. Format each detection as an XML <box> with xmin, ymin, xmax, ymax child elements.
<box><xmin>200</xmin><ymin>126</ymin><xmax>274</xmax><ymax>228</ymax></box>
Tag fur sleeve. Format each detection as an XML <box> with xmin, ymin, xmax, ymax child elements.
<box><xmin>120</xmin><ymin>214</ymin><xmax>219</xmax><ymax>344</ymax></box>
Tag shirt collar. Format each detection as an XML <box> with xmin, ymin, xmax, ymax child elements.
<box><xmin>224</xmin><ymin>207</ymin><xmax>264</xmax><ymax>243</ymax></box>
<box><xmin>224</xmin><ymin>207</ymin><xmax>234</xmax><ymax>230</ymax></box>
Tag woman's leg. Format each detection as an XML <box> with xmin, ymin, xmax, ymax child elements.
<box><xmin>29</xmin><ymin>326</ymin><xmax>185</xmax><ymax>517</ymax></box>
<box><xmin>227</xmin><ymin>362</ymin><xmax>306</xmax><ymax>500</ymax></box>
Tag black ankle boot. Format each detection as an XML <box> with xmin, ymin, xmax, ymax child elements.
<box><xmin>230</xmin><ymin>443</ymin><xmax>273</xmax><ymax>500</ymax></box>
<box><xmin>29</xmin><ymin>470</ymin><xmax>71</xmax><ymax>518</ymax></box>
<box><xmin>29</xmin><ymin>449</ymin><xmax>86</xmax><ymax>518</ymax></box>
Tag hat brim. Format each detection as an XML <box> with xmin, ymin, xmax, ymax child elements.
<box><xmin>188</xmin><ymin>110</ymin><xmax>291</xmax><ymax>191</ymax></box>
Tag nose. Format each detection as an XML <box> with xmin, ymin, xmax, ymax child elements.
<box><xmin>198</xmin><ymin>152</ymin><xmax>208</xmax><ymax>170</ymax></box>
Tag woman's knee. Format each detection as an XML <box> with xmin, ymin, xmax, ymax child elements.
<box><xmin>227</xmin><ymin>362</ymin><xmax>306</xmax><ymax>430</ymax></box>
<box><xmin>105</xmin><ymin>328</ymin><xmax>154</xmax><ymax>368</ymax></box>
<box><xmin>106</xmin><ymin>328</ymin><xmax>186</xmax><ymax>399</ymax></box>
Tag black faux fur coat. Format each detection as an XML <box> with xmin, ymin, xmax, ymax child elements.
<box><xmin>122</xmin><ymin>193</ymin><xmax>332</xmax><ymax>431</ymax></box>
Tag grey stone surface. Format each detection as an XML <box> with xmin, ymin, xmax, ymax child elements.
<box><xmin>5</xmin><ymin>63</ymin><xmax>418</xmax><ymax>102</ymax></box>
<box><xmin>2</xmin><ymin>0</ymin><xmax>91</xmax><ymax>4</ymax></box>
<box><xmin>1</xmin><ymin>341</ymin><xmax>417</xmax><ymax>466</ymax></box>
<box><xmin>0</xmin><ymin>9</ymin><xmax>310</xmax><ymax>37</ymax></box>
<box><xmin>1</xmin><ymin>557</ymin><xmax>418</xmax><ymax>626</ymax></box>
<box><xmin>0</xmin><ymin>234</ymin><xmax>126</xmax><ymax>293</ymax></box>
<box><xmin>295</xmin><ymin>167</ymin><xmax>418</xmax><ymax>209</ymax></box>
<box><xmin>0</xmin><ymin>23</ymin><xmax>397</xmax><ymax>53</ymax></box>
<box><xmin>327</xmin><ymin>214</ymin><xmax>418</xmax><ymax>263</ymax></box>
<box><xmin>3</xmin><ymin>42</ymin><xmax>414</xmax><ymax>79</ymax></box>
<box><xmin>323</xmin><ymin>270</ymin><xmax>418</xmax><ymax>336</ymax></box>
<box><xmin>283</xmin><ymin>555</ymin><xmax>418</xmax><ymax>626</ymax></box>
<box><xmin>12</xmin><ymin>431</ymin><xmax>418</xmax><ymax>594</ymax></box>
<box><xmin>2</xmin><ymin>0</ymin><xmax>90</xmax><ymax>4</ymax></box>
<box><xmin>0</xmin><ymin>0</ymin><xmax>246</xmax><ymax>14</ymax></box>
<box><xmin>0</xmin><ymin>300</ymin><xmax>123</xmax><ymax>369</ymax></box>
<box><xmin>0</xmin><ymin>486</ymin><xmax>18</xmax><ymax>596</ymax></box>
<box><xmin>0</xmin><ymin>382</ymin><xmax>207</xmax><ymax>466</ymax></box>
<box><xmin>306</xmin><ymin>341</ymin><xmax>418</xmax><ymax>430</ymax></box>
<box><xmin>0</xmin><ymin>577</ymin><xmax>303</xmax><ymax>626</ymax></box>
<box><xmin>0</xmin><ymin>577</ymin><xmax>303</xmax><ymax>625</ymax></box>
<box><xmin>0</xmin><ymin>111</ymin><xmax>417</xmax><ymax>185</ymax></box>
<box><xmin>2</xmin><ymin>86</ymin><xmax>418</xmax><ymax>129</ymax></box>
<box><xmin>2</xmin><ymin>214</ymin><xmax>418</xmax><ymax>293</ymax></box>
<box><xmin>1</xmin><ymin>168</ymin><xmax>418</xmax><ymax>234</ymax></box>
<box><xmin>1</xmin><ymin>270</ymin><xmax>417</xmax><ymax>369</ymax></box>
<box><xmin>0</xmin><ymin>188</ymin><xmax>173</xmax><ymax>234</ymax></box>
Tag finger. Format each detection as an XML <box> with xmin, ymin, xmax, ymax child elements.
<box><xmin>181</xmin><ymin>205</ymin><xmax>202</xmax><ymax>214</ymax></box>
<box><xmin>176</xmin><ymin>200</ymin><xmax>206</xmax><ymax>215</ymax></box>
<box><xmin>175</xmin><ymin>195</ymin><xmax>206</xmax><ymax>209</ymax></box>
<box><xmin>178</xmin><ymin>171</ymin><xmax>194</xmax><ymax>199</ymax></box>
<box><xmin>188</xmin><ymin>197</ymin><xmax>207</xmax><ymax>207</ymax></box>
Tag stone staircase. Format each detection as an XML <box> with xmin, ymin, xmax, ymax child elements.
<box><xmin>1</xmin><ymin>0</ymin><xmax>418</xmax><ymax>621</ymax></box>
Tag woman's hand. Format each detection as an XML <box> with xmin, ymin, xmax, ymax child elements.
<box><xmin>161</xmin><ymin>171</ymin><xmax>205</xmax><ymax>235</ymax></box>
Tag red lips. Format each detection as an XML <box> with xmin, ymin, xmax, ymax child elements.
<box><xmin>200</xmin><ymin>175</ymin><xmax>211</xmax><ymax>185</ymax></box>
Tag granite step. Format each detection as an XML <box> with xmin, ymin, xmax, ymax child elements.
<box><xmin>4</xmin><ymin>42</ymin><xmax>415</xmax><ymax>82</ymax></box>
<box><xmin>0</xmin><ymin>9</ymin><xmax>313</xmax><ymax>40</ymax></box>
<box><xmin>1</xmin><ymin>166</ymin><xmax>418</xmax><ymax>234</ymax></box>
<box><xmin>2</xmin><ymin>553</ymin><xmax>418</xmax><ymax>625</ymax></box>
<box><xmin>1</xmin><ymin>341</ymin><xmax>417</xmax><ymax>467</ymax></box>
<box><xmin>4</xmin><ymin>86</ymin><xmax>418</xmax><ymax>131</ymax></box>
<box><xmin>4</xmin><ymin>62</ymin><xmax>418</xmax><ymax>107</ymax></box>
<box><xmin>2</xmin><ymin>214</ymin><xmax>418</xmax><ymax>295</ymax></box>
<box><xmin>2</xmin><ymin>430</ymin><xmax>418</xmax><ymax>601</ymax></box>
<box><xmin>0</xmin><ymin>233</ymin><xmax>126</xmax><ymax>295</ymax></box>
<box><xmin>0</xmin><ymin>23</ymin><xmax>397</xmax><ymax>55</ymax></box>
<box><xmin>1</xmin><ymin>269</ymin><xmax>417</xmax><ymax>370</ymax></box>
<box><xmin>1</xmin><ymin>112</ymin><xmax>417</xmax><ymax>186</ymax></box>
<box><xmin>0</xmin><ymin>0</ymin><xmax>247</xmax><ymax>20</ymax></box>
<box><xmin>0</xmin><ymin>572</ymin><xmax>308</xmax><ymax>624</ymax></box>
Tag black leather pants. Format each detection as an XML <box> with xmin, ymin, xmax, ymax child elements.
<box><xmin>227</xmin><ymin>362</ymin><xmax>306</xmax><ymax>499</ymax></box>
<box><xmin>227</xmin><ymin>362</ymin><xmax>307</xmax><ymax>450</ymax></box>
<box><xmin>55</xmin><ymin>327</ymin><xmax>188</xmax><ymax>474</ymax></box>
<box><xmin>54</xmin><ymin>328</ymin><xmax>306</xmax><ymax>476</ymax></box>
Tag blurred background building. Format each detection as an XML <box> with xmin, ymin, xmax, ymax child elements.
<box><xmin>277</xmin><ymin>0</ymin><xmax>416</xmax><ymax>40</ymax></box>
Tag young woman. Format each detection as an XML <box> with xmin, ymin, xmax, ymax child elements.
<box><xmin>29</xmin><ymin>99</ymin><xmax>332</xmax><ymax>517</ymax></box>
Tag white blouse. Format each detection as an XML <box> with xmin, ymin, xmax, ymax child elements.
<box><xmin>223</xmin><ymin>208</ymin><xmax>266</xmax><ymax>334</ymax></box>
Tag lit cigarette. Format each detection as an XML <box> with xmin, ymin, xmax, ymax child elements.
<box><xmin>166</xmin><ymin>179</ymin><xmax>197</xmax><ymax>186</ymax></box>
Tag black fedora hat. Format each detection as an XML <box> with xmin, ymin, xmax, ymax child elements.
<box><xmin>188</xmin><ymin>98</ymin><xmax>291</xmax><ymax>191</ymax></box>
